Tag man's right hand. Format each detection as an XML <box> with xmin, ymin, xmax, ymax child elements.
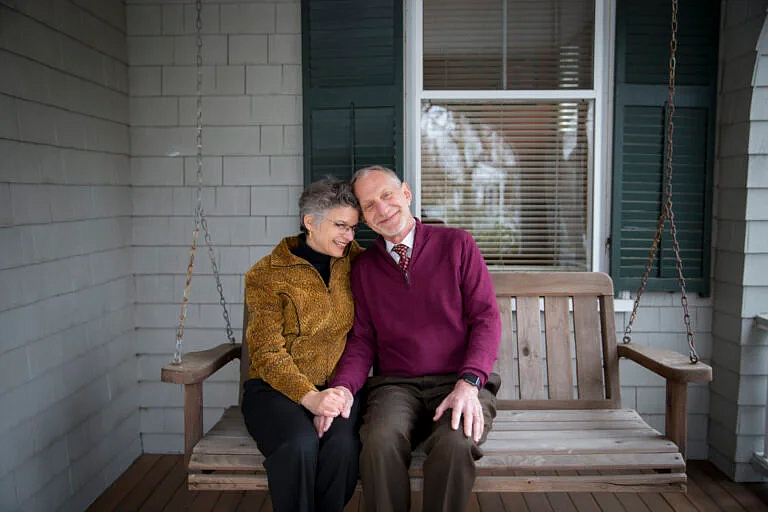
<box><xmin>300</xmin><ymin>388</ymin><xmax>348</xmax><ymax>416</ymax></box>
<box><xmin>433</xmin><ymin>379</ymin><xmax>484</xmax><ymax>443</ymax></box>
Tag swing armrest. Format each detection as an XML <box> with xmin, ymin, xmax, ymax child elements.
<box><xmin>618</xmin><ymin>343</ymin><xmax>712</xmax><ymax>383</ymax></box>
<box><xmin>161</xmin><ymin>343</ymin><xmax>241</xmax><ymax>385</ymax></box>
<box><xmin>618</xmin><ymin>343</ymin><xmax>711</xmax><ymax>460</ymax></box>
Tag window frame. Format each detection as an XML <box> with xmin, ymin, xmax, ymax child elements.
<box><xmin>404</xmin><ymin>0</ymin><xmax>616</xmax><ymax>273</ymax></box>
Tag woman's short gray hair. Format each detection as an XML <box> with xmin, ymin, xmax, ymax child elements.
<box><xmin>298</xmin><ymin>177</ymin><xmax>359</xmax><ymax>233</ymax></box>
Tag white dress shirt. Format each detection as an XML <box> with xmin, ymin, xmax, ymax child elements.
<box><xmin>384</xmin><ymin>221</ymin><xmax>416</xmax><ymax>265</ymax></box>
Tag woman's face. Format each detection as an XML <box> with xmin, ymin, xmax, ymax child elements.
<box><xmin>304</xmin><ymin>205</ymin><xmax>359</xmax><ymax>258</ymax></box>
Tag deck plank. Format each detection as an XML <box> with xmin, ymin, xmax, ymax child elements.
<box><xmin>690</xmin><ymin>461</ymin><xmax>766</xmax><ymax>512</ymax></box>
<box><xmin>259</xmin><ymin>494</ymin><xmax>273</xmax><ymax>512</ymax></box>
<box><xmin>477</xmin><ymin>493</ymin><xmax>507</xmax><ymax>512</ymax></box>
<box><xmin>140</xmin><ymin>456</ymin><xmax>187</xmax><ymax>511</ymax></box>
<box><xmin>745</xmin><ymin>481</ymin><xmax>768</xmax><ymax>508</ymax></box>
<box><xmin>498</xmin><ymin>470</ymin><xmax>528</xmax><ymax>511</ymax></box>
<box><xmin>162</xmin><ymin>480</ymin><xmax>196</xmax><ymax>511</ymax></box>
<box><xmin>614</xmin><ymin>493</ymin><xmax>652</xmax><ymax>512</ymax></box>
<box><xmin>572</xmin><ymin>468</ymin><xmax>617</xmax><ymax>512</ymax></box>
<box><xmin>523</xmin><ymin>493</ymin><xmax>554</xmax><ymax>512</ymax></box>
<box><xmin>544</xmin><ymin>492</ymin><xmax>577</xmax><ymax>512</ymax></box>
<box><xmin>212</xmin><ymin>493</ymin><xmax>244</xmax><ymax>512</ymax></box>
<box><xmin>86</xmin><ymin>455</ymin><xmax>768</xmax><ymax>512</ymax></box>
<box><xmin>640</xmin><ymin>493</ymin><xmax>676</xmax><ymax>512</ymax></box>
<box><xmin>500</xmin><ymin>492</ymin><xmax>529</xmax><ymax>511</ymax></box>
<box><xmin>586</xmin><ymin>492</ymin><xmax>624</xmax><ymax>512</ymax></box>
<box><xmin>661</xmin><ymin>492</ymin><xmax>701</xmax><ymax>512</ymax></box>
<box><xmin>86</xmin><ymin>454</ymin><xmax>161</xmax><ymax>511</ymax></box>
<box><xmin>466</xmin><ymin>494</ymin><xmax>482</xmax><ymax>512</ymax></box>
<box><xmin>234</xmin><ymin>491</ymin><xmax>267</xmax><ymax>512</ymax></box>
<box><xmin>685</xmin><ymin>476</ymin><xmax>724</xmax><ymax>512</ymax></box>
<box><xmin>114</xmin><ymin>455</ymin><xmax>176</xmax><ymax>512</ymax></box>
<box><xmin>190</xmin><ymin>491</ymin><xmax>223</xmax><ymax>512</ymax></box>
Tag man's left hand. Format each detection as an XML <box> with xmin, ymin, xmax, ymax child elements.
<box><xmin>433</xmin><ymin>380</ymin><xmax>484</xmax><ymax>443</ymax></box>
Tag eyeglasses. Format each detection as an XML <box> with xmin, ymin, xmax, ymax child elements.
<box><xmin>330</xmin><ymin>221</ymin><xmax>358</xmax><ymax>234</ymax></box>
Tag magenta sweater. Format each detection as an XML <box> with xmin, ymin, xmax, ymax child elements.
<box><xmin>330</xmin><ymin>220</ymin><xmax>501</xmax><ymax>395</ymax></box>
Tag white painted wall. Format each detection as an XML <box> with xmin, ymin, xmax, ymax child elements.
<box><xmin>709</xmin><ymin>0</ymin><xmax>768</xmax><ymax>482</ymax></box>
<box><xmin>0</xmin><ymin>1</ymin><xmax>139</xmax><ymax>510</ymax></box>
<box><xmin>126</xmin><ymin>0</ymin><xmax>304</xmax><ymax>453</ymax></box>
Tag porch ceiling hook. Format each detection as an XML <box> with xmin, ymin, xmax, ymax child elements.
<box><xmin>173</xmin><ymin>0</ymin><xmax>236</xmax><ymax>365</ymax></box>
<box><xmin>621</xmin><ymin>0</ymin><xmax>699</xmax><ymax>364</ymax></box>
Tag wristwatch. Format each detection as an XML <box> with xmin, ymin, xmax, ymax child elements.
<box><xmin>459</xmin><ymin>372</ymin><xmax>482</xmax><ymax>389</ymax></box>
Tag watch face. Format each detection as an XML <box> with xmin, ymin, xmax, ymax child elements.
<box><xmin>461</xmin><ymin>373</ymin><xmax>481</xmax><ymax>387</ymax></box>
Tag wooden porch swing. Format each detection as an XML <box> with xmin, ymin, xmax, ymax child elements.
<box><xmin>162</xmin><ymin>0</ymin><xmax>712</xmax><ymax>496</ymax></box>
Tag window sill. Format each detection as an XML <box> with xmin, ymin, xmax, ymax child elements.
<box><xmin>614</xmin><ymin>299</ymin><xmax>634</xmax><ymax>312</ymax></box>
<box><xmin>755</xmin><ymin>313</ymin><xmax>768</xmax><ymax>332</ymax></box>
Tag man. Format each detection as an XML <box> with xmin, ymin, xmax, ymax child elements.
<box><xmin>317</xmin><ymin>165</ymin><xmax>501</xmax><ymax>512</ymax></box>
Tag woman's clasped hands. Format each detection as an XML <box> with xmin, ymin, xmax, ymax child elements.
<box><xmin>300</xmin><ymin>387</ymin><xmax>354</xmax><ymax>438</ymax></box>
<box><xmin>300</xmin><ymin>386</ymin><xmax>353</xmax><ymax>417</ymax></box>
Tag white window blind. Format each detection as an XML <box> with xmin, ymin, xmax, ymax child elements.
<box><xmin>423</xmin><ymin>0</ymin><xmax>595</xmax><ymax>91</ymax></box>
<box><xmin>420</xmin><ymin>101</ymin><xmax>592</xmax><ymax>270</ymax></box>
<box><xmin>418</xmin><ymin>0</ymin><xmax>596</xmax><ymax>270</ymax></box>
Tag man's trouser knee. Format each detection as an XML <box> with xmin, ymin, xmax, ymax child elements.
<box><xmin>359</xmin><ymin>374</ymin><xmax>498</xmax><ymax>512</ymax></box>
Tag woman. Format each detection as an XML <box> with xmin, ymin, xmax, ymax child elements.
<box><xmin>241</xmin><ymin>177</ymin><xmax>362</xmax><ymax>512</ymax></box>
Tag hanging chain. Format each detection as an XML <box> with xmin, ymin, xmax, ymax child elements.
<box><xmin>664</xmin><ymin>0</ymin><xmax>697</xmax><ymax>363</ymax></box>
<box><xmin>173</xmin><ymin>0</ymin><xmax>236</xmax><ymax>364</ymax></box>
<box><xmin>622</xmin><ymin>0</ymin><xmax>699</xmax><ymax>363</ymax></box>
<box><xmin>174</xmin><ymin>223</ymin><xmax>199</xmax><ymax>364</ymax></box>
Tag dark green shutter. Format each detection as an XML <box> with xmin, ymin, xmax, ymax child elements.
<box><xmin>611</xmin><ymin>0</ymin><xmax>718</xmax><ymax>295</ymax></box>
<box><xmin>301</xmin><ymin>0</ymin><xmax>403</xmax><ymax>180</ymax></box>
<box><xmin>301</xmin><ymin>0</ymin><xmax>403</xmax><ymax>245</ymax></box>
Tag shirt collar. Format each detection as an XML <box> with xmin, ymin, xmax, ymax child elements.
<box><xmin>384</xmin><ymin>221</ymin><xmax>416</xmax><ymax>254</ymax></box>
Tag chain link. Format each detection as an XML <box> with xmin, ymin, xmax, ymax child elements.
<box><xmin>173</xmin><ymin>0</ymin><xmax>236</xmax><ymax>364</ymax></box>
<box><xmin>622</xmin><ymin>0</ymin><xmax>699</xmax><ymax>363</ymax></box>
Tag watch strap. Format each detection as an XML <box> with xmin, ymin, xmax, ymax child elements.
<box><xmin>459</xmin><ymin>372</ymin><xmax>482</xmax><ymax>389</ymax></box>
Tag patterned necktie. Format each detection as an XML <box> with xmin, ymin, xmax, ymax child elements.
<box><xmin>392</xmin><ymin>244</ymin><xmax>410</xmax><ymax>273</ymax></box>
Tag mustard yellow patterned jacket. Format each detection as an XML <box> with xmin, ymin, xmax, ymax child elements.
<box><xmin>245</xmin><ymin>235</ymin><xmax>363</xmax><ymax>403</ymax></box>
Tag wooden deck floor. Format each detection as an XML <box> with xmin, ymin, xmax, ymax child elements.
<box><xmin>87</xmin><ymin>454</ymin><xmax>768</xmax><ymax>512</ymax></box>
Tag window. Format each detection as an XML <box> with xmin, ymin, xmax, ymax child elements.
<box><xmin>300</xmin><ymin>0</ymin><xmax>714</xmax><ymax>288</ymax></box>
<box><xmin>410</xmin><ymin>0</ymin><xmax>600</xmax><ymax>270</ymax></box>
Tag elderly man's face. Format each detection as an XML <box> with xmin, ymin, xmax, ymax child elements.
<box><xmin>354</xmin><ymin>171</ymin><xmax>413</xmax><ymax>242</ymax></box>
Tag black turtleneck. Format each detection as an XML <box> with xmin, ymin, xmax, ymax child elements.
<box><xmin>291</xmin><ymin>233</ymin><xmax>332</xmax><ymax>286</ymax></box>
